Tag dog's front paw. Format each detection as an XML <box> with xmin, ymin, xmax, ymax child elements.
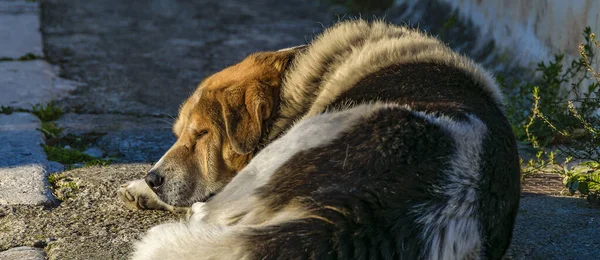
<box><xmin>117</xmin><ymin>179</ymin><xmax>185</xmax><ymax>213</ymax></box>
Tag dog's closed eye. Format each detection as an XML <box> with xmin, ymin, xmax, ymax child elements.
<box><xmin>195</xmin><ymin>129</ymin><xmax>209</xmax><ymax>140</ymax></box>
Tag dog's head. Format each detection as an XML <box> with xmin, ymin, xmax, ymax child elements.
<box><xmin>145</xmin><ymin>46</ymin><xmax>305</xmax><ymax>206</ymax></box>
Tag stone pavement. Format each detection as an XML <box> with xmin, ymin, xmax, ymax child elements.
<box><xmin>0</xmin><ymin>1</ymin><xmax>56</xmax><ymax>258</ymax></box>
<box><xmin>0</xmin><ymin>0</ymin><xmax>599</xmax><ymax>259</ymax></box>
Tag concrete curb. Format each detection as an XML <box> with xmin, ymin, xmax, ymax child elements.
<box><xmin>0</xmin><ymin>113</ymin><xmax>57</xmax><ymax>207</ymax></box>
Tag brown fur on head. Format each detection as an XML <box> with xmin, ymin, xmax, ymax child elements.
<box><xmin>145</xmin><ymin>47</ymin><xmax>304</xmax><ymax>206</ymax></box>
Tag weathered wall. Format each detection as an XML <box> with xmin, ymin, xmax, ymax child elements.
<box><xmin>395</xmin><ymin>0</ymin><xmax>600</xmax><ymax>79</ymax></box>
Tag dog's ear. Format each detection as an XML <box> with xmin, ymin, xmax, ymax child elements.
<box><xmin>219</xmin><ymin>82</ymin><xmax>276</xmax><ymax>154</ymax></box>
<box><xmin>218</xmin><ymin>47</ymin><xmax>306</xmax><ymax>154</ymax></box>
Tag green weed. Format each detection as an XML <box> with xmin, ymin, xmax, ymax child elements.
<box><xmin>84</xmin><ymin>158</ymin><xmax>113</xmax><ymax>167</ymax></box>
<box><xmin>43</xmin><ymin>145</ymin><xmax>95</xmax><ymax>165</ymax></box>
<box><xmin>31</xmin><ymin>103</ymin><xmax>63</xmax><ymax>122</ymax></box>
<box><xmin>18</xmin><ymin>53</ymin><xmax>42</xmax><ymax>61</ymax></box>
<box><xmin>47</xmin><ymin>173</ymin><xmax>80</xmax><ymax>201</ymax></box>
<box><xmin>38</xmin><ymin>122</ymin><xmax>63</xmax><ymax>139</ymax></box>
<box><xmin>511</xmin><ymin>27</ymin><xmax>600</xmax><ymax>200</ymax></box>
<box><xmin>0</xmin><ymin>106</ymin><xmax>28</xmax><ymax>115</ymax></box>
<box><xmin>0</xmin><ymin>53</ymin><xmax>43</xmax><ymax>62</ymax></box>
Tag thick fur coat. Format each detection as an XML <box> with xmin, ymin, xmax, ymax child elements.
<box><xmin>131</xmin><ymin>20</ymin><xmax>521</xmax><ymax>260</ymax></box>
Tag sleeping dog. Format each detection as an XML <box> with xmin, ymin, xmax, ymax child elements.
<box><xmin>119</xmin><ymin>19</ymin><xmax>521</xmax><ymax>260</ymax></box>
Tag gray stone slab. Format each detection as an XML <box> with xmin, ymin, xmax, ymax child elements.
<box><xmin>0</xmin><ymin>0</ymin><xmax>39</xmax><ymax>14</ymax></box>
<box><xmin>98</xmin><ymin>128</ymin><xmax>175</xmax><ymax>162</ymax></box>
<box><xmin>55</xmin><ymin>113</ymin><xmax>172</xmax><ymax>136</ymax></box>
<box><xmin>41</xmin><ymin>0</ymin><xmax>334</xmax><ymax>115</ymax></box>
<box><xmin>0</xmin><ymin>246</ymin><xmax>45</xmax><ymax>260</ymax></box>
<box><xmin>0</xmin><ymin>0</ymin><xmax>42</xmax><ymax>58</ymax></box>
<box><xmin>0</xmin><ymin>113</ymin><xmax>56</xmax><ymax>206</ymax></box>
<box><xmin>0</xmin><ymin>60</ymin><xmax>78</xmax><ymax>109</ymax></box>
<box><xmin>0</xmin><ymin>113</ymin><xmax>45</xmax><ymax>167</ymax></box>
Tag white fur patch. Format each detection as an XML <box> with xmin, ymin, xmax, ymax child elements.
<box><xmin>410</xmin><ymin>110</ymin><xmax>488</xmax><ymax>260</ymax></box>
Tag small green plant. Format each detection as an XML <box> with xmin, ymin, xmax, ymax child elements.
<box><xmin>47</xmin><ymin>173</ymin><xmax>60</xmax><ymax>186</ymax></box>
<box><xmin>44</xmin><ymin>145</ymin><xmax>112</xmax><ymax>169</ymax></box>
<box><xmin>521</xmin><ymin>150</ymin><xmax>558</xmax><ymax>176</ymax></box>
<box><xmin>503</xmin><ymin>27</ymin><xmax>599</xmax><ymax>145</ymax></box>
<box><xmin>0</xmin><ymin>106</ymin><xmax>28</xmax><ymax>114</ymax></box>
<box><xmin>38</xmin><ymin>122</ymin><xmax>63</xmax><ymax>139</ymax></box>
<box><xmin>31</xmin><ymin>103</ymin><xmax>63</xmax><ymax>122</ymax></box>
<box><xmin>84</xmin><ymin>158</ymin><xmax>113</xmax><ymax>167</ymax></box>
<box><xmin>41</xmin><ymin>128</ymin><xmax>112</xmax><ymax>172</ymax></box>
<box><xmin>18</xmin><ymin>53</ymin><xmax>42</xmax><ymax>61</ymax></box>
<box><xmin>515</xmin><ymin>27</ymin><xmax>600</xmax><ymax>200</ymax></box>
<box><xmin>47</xmin><ymin>173</ymin><xmax>80</xmax><ymax>201</ymax></box>
<box><xmin>0</xmin><ymin>53</ymin><xmax>42</xmax><ymax>61</ymax></box>
<box><xmin>2</xmin><ymin>103</ymin><xmax>63</xmax><ymax>120</ymax></box>
<box><xmin>562</xmin><ymin>161</ymin><xmax>600</xmax><ymax>196</ymax></box>
<box><xmin>0</xmin><ymin>106</ymin><xmax>15</xmax><ymax>114</ymax></box>
<box><xmin>43</xmin><ymin>145</ymin><xmax>95</xmax><ymax>165</ymax></box>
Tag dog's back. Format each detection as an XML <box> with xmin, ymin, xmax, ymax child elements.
<box><xmin>328</xmin><ymin>61</ymin><xmax>521</xmax><ymax>259</ymax></box>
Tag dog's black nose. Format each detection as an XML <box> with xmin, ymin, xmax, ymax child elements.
<box><xmin>145</xmin><ymin>171</ymin><xmax>164</xmax><ymax>189</ymax></box>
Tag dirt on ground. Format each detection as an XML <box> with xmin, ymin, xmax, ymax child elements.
<box><xmin>0</xmin><ymin>164</ymin><xmax>175</xmax><ymax>260</ymax></box>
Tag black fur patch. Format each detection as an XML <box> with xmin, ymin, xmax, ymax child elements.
<box><xmin>248</xmin><ymin>107</ymin><xmax>455</xmax><ymax>259</ymax></box>
<box><xmin>329</xmin><ymin>62</ymin><xmax>521</xmax><ymax>258</ymax></box>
